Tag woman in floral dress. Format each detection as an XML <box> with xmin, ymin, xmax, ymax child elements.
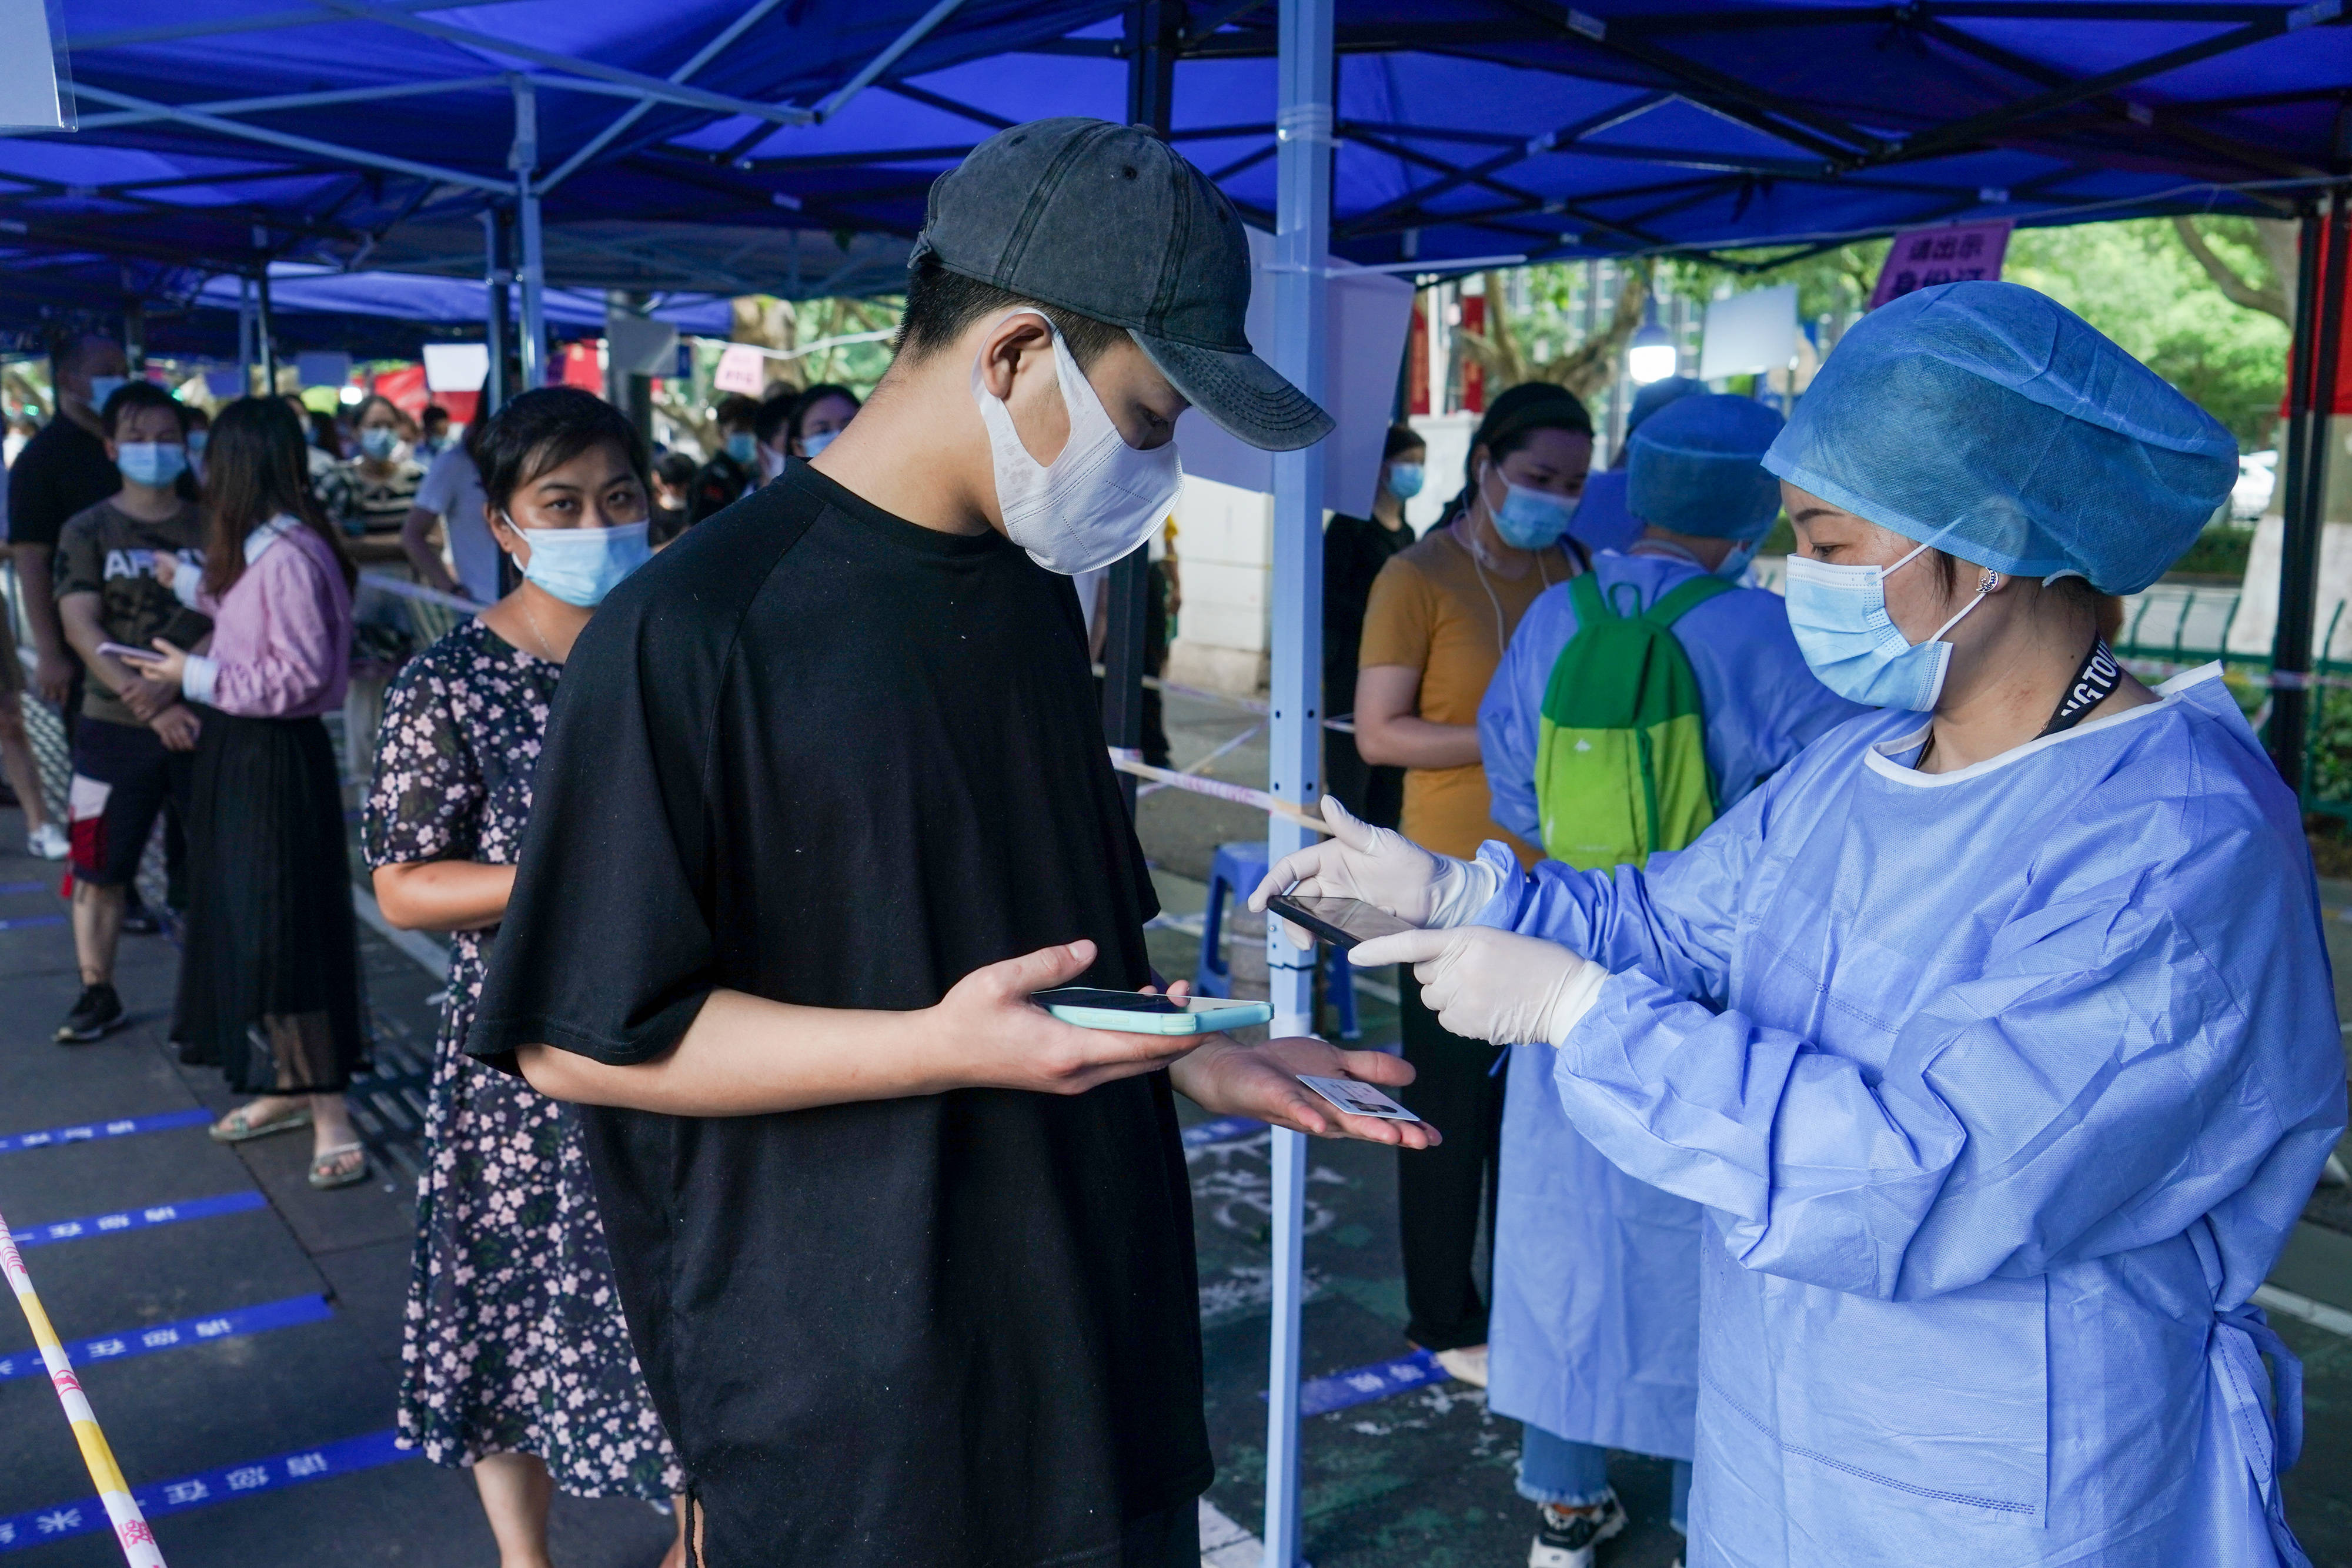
<box><xmin>363</xmin><ymin>388</ymin><xmax>680</xmax><ymax>1568</ymax></box>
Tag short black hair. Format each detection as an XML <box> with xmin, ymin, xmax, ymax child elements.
<box><xmin>753</xmin><ymin>390</ymin><xmax>797</xmax><ymax>447</ymax></box>
<box><xmin>654</xmin><ymin>450</ymin><xmax>699</xmax><ymax>488</ymax></box>
<box><xmin>1382</xmin><ymin>422</ymin><xmax>1424</xmax><ymax>462</ymax></box>
<box><xmin>713</xmin><ymin>393</ymin><xmax>761</xmax><ymax>432</ymax></box>
<box><xmin>789</xmin><ymin>383</ymin><xmax>861</xmax><ymax>447</ymax></box>
<box><xmin>894</xmin><ymin>257</ymin><xmax>1130</xmax><ymax>370</ymax></box>
<box><xmin>421</xmin><ymin>404</ymin><xmax>450</xmax><ymax>424</ymax></box>
<box><xmin>474</xmin><ymin>386</ymin><xmax>650</xmax><ymax>512</ymax></box>
<box><xmin>99</xmin><ymin>380</ymin><xmax>186</xmax><ymax>440</ymax></box>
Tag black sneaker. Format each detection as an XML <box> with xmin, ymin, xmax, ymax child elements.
<box><xmin>56</xmin><ymin>983</ymin><xmax>125</xmax><ymax>1044</ymax></box>
<box><xmin>1530</xmin><ymin>1492</ymin><xmax>1628</xmax><ymax>1568</ymax></box>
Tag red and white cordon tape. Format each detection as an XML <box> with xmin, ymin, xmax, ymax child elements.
<box><xmin>1108</xmin><ymin>749</ymin><xmax>1332</xmax><ymax>836</ymax></box>
<box><xmin>0</xmin><ymin>1206</ymin><xmax>166</xmax><ymax>1566</ymax></box>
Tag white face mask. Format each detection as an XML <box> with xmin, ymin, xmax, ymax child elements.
<box><xmin>973</xmin><ymin>311</ymin><xmax>1181</xmax><ymax>576</ymax></box>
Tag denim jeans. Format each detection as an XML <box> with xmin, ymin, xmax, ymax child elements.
<box><xmin>1518</xmin><ymin>1422</ymin><xmax>1690</xmax><ymax>1535</ymax></box>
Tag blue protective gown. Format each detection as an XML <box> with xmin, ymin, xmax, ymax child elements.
<box><xmin>1473</xmin><ymin>664</ymin><xmax>2344</xmax><ymax>1567</ymax></box>
<box><xmin>1477</xmin><ymin>548</ymin><xmax>1862</xmax><ymax>1463</ymax></box>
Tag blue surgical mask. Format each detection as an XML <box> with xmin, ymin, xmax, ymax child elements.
<box><xmin>1485</xmin><ymin>466</ymin><xmax>1575</xmax><ymax>550</ymax></box>
<box><xmin>1781</xmin><ymin>538</ymin><xmax>1995</xmax><ymax>711</ymax></box>
<box><xmin>358</xmin><ymin>427</ymin><xmax>400</xmax><ymax>461</ymax></box>
<box><xmin>1713</xmin><ymin>538</ymin><xmax>1760</xmax><ymax>582</ymax></box>
<box><xmin>117</xmin><ymin>442</ymin><xmax>188</xmax><ymax>489</ymax></box>
<box><xmin>83</xmin><ymin>376</ymin><xmax>126</xmax><ymax>412</ymax></box>
<box><xmin>800</xmin><ymin>429</ymin><xmax>838</xmax><ymax>458</ymax></box>
<box><xmin>510</xmin><ymin>518</ymin><xmax>652</xmax><ymax>608</ymax></box>
<box><xmin>186</xmin><ymin>430</ymin><xmax>209</xmax><ymax>457</ymax></box>
<box><xmin>724</xmin><ymin>432</ymin><xmax>758</xmax><ymax>466</ymax></box>
<box><xmin>1385</xmin><ymin>461</ymin><xmax>1425</xmax><ymax>500</ymax></box>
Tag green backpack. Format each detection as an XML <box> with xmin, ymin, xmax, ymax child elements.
<box><xmin>1534</xmin><ymin>570</ymin><xmax>1733</xmax><ymax>871</ymax></box>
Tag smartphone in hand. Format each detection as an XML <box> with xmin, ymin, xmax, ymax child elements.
<box><xmin>1034</xmin><ymin>988</ymin><xmax>1274</xmax><ymax>1035</ymax></box>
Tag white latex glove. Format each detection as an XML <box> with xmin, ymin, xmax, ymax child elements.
<box><xmin>1247</xmin><ymin>795</ymin><xmax>1503</xmax><ymax>949</ymax></box>
<box><xmin>1348</xmin><ymin>926</ymin><xmax>1604</xmax><ymax>1047</ymax></box>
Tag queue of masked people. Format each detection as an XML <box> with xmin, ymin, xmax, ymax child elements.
<box><xmin>0</xmin><ymin>114</ymin><xmax>2334</xmax><ymax>1568</ymax></box>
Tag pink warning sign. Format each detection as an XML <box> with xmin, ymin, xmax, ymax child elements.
<box><xmin>1868</xmin><ymin>220</ymin><xmax>2014</xmax><ymax>310</ymax></box>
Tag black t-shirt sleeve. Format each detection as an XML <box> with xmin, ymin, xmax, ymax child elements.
<box><xmin>466</xmin><ymin>576</ymin><xmax>726</xmax><ymax>1071</ymax></box>
<box><xmin>7</xmin><ymin>442</ymin><xmax>53</xmax><ymax>549</ymax></box>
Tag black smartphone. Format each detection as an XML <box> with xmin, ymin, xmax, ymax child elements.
<box><xmin>1262</xmin><ymin>892</ymin><xmax>1418</xmax><ymax>950</ymax></box>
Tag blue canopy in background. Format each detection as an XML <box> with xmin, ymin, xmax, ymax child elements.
<box><xmin>0</xmin><ymin>0</ymin><xmax>2341</xmax><ymax>310</ymax></box>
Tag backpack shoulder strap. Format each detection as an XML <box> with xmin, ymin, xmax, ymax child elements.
<box><xmin>1566</xmin><ymin>567</ymin><xmax>1611</xmax><ymax>626</ymax></box>
<box><xmin>1643</xmin><ymin>571</ymin><xmax>1735</xmax><ymax>630</ymax></box>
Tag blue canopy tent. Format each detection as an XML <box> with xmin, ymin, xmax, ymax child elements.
<box><xmin>9</xmin><ymin>6</ymin><xmax>2352</xmax><ymax>1558</ymax></box>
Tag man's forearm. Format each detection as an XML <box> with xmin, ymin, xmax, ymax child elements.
<box><xmin>517</xmin><ymin>988</ymin><xmax>964</xmax><ymax>1116</ymax></box>
<box><xmin>11</xmin><ymin>546</ymin><xmax>63</xmax><ymax>657</ymax></box>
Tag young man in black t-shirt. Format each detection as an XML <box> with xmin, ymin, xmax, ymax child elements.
<box><xmin>52</xmin><ymin>382</ymin><xmax>209</xmax><ymax>1041</ymax></box>
<box><xmin>471</xmin><ymin>119</ymin><xmax>1437</xmax><ymax>1568</ymax></box>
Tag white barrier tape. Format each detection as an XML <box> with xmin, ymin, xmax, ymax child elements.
<box><xmin>1092</xmin><ymin>667</ymin><xmax>1356</xmax><ymax>734</ymax></box>
<box><xmin>0</xmin><ymin>1208</ymin><xmax>166</xmax><ymax>1566</ymax></box>
<box><xmin>1109</xmin><ymin>750</ymin><xmax>1331</xmax><ymax>836</ymax></box>
<box><xmin>356</xmin><ymin>572</ymin><xmax>485</xmax><ymax>615</ymax></box>
<box><xmin>1138</xmin><ymin>723</ymin><xmax>1265</xmax><ymax>798</ymax></box>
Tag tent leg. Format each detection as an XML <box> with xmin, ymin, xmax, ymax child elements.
<box><xmin>484</xmin><ymin>207</ymin><xmax>513</xmax><ymax>416</ymax></box>
<box><xmin>2272</xmin><ymin>193</ymin><xmax>2351</xmax><ymax>791</ymax></box>
<box><xmin>512</xmin><ymin>77</ymin><xmax>546</xmax><ymax>391</ymax></box>
<box><xmin>1102</xmin><ymin>0</ymin><xmax>1184</xmax><ymax>810</ymax></box>
<box><xmin>238</xmin><ymin>276</ymin><xmax>257</xmax><ymax>396</ymax></box>
<box><xmin>1267</xmin><ymin>0</ymin><xmax>1332</xmax><ymax>1562</ymax></box>
<box><xmin>255</xmin><ymin>266</ymin><xmax>276</xmax><ymax>398</ymax></box>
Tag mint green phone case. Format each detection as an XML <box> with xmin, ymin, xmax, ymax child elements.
<box><xmin>1043</xmin><ymin>998</ymin><xmax>1275</xmax><ymax>1034</ymax></box>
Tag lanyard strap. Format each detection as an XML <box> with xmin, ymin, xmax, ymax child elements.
<box><xmin>2039</xmin><ymin>638</ymin><xmax>2122</xmax><ymax>738</ymax></box>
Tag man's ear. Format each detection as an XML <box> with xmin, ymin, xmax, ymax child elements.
<box><xmin>975</xmin><ymin>312</ymin><xmax>1054</xmax><ymax>402</ymax></box>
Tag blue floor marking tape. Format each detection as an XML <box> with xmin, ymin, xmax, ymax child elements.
<box><xmin>0</xmin><ymin>1427</ymin><xmax>415</xmax><ymax>1551</ymax></box>
<box><xmin>0</xmin><ymin>880</ymin><xmax>51</xmax><ymax>894</ymax></box>
<box><xmin>1181</xmin><ymin>1116</ymin><xmax>1266</xmax><ymax>1148</ymax></box>
<box><xmin>0</xmin><ymin>914</ymin><xmax>64</xmax><ymax>932</ymax></box>
<box><xmin>1264</xmin><ymin>1349</ymin><xmax>1453</xmax><ymax>1419</ymax></box>
<box><xmin>0</xmin><ymin>1293</ymin><xmax>332</xmax><ymax>1383</ymax></box>
<box><xmin>0</xmin><ymin>1106</ymin><xmax>213</xmax><ymax>1155</ymax></box>
<box><xmin>11</xmin><ymin>1189</ymin><xmax>268</xmax><ymax>1249</ymax></box>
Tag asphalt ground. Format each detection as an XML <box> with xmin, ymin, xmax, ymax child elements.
<box><xmin>0</xmin><ymin>687</ymin><xmax>2345</xmax><ymax>1567</ymax></box>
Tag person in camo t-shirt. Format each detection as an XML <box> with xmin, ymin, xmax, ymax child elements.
<box><xmin>51</xmin><ymin>380</ymin><xmax>211</xmax><ymax>1043</ymax></box>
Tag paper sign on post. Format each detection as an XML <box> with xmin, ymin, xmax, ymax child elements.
<box><xmin>713</xmin><ymin>343</ymin><xmax>767</xmax><ymax>395</ymax></box>
<box><xmin>422</xmin><ymin>343</ymin><xmax>490</xmax><ymax>393</ymax></box>
<box><xmin>295</xmin><ymin>350</ymin><xmax>352</xmax><ymax>390</ymax></box>
<box><xmin>1698</xmin><ymin>285</ymin><xmax>1798</xmax><ymax>381</ymax></box>
<box><xmin>0</xmin><ymin>0</ymin><xmax>68</xmax><ymax>131</ymax></box>
<box><xmin>1868</xmin><ymin>220</ymin><xmax>2013</xmax><ymax>310</ymax></box>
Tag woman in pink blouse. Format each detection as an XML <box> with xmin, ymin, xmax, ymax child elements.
<box><xmin>137</xmin><ymin>396</ymin><xmax>371</xmax><ymax>1190</ymax></box>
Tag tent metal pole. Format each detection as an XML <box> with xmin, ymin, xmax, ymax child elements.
<box><xmin>67</xmin><ymin>83</ymin><xmax>513</xmax><ymax>195</ymax></box>
<box><xmin>255</xmin><ymin>266</ymin><xmax>276</xmax><ymax>397</ymax></box>
<box><xmin>1267</xmin><ymin>0</ymin><xmax>1332</xmax><ymax>1560</ymax></box>
<box><xmin>512</xmin><ymin>78</ymin><xmax>547</xmax><ymax>390</ymax></box>
<box><xmin>1101</xmin><ymin>0</ymin><xmax>1183</xmax><ymax>816</ymax></box>
<box><xmin>537</xmin><ymin>0</ymin><xmax>796</xmax><ymax>196</ymax></box>
<box><xmin>483</xmin><ymin>207</ymin><xmax>513</xmax><ymax>416</ymax></box>
<box><xmin>2272</xmin><ymin>190</ymin><xmax>2350</xmax><ymax>791</ymax></box>
<box><xmin>238</xmin><ymin>275</ymin><xmax>257</xmax><ymax>394</ymax></box>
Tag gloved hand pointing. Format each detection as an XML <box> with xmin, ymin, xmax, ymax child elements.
<box><xmin>1248</xmin><ymin>796</ymin><xmax>1504</xmax><ymax>943</ymax></box>
<box><xmin>1349</xmin><ymin>926</ymin><xmax>1605</xmax><ymax>1048</ymax></box>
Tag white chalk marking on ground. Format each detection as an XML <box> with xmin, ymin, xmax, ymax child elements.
<box><xmin>350</xmin><ymin>886</ymin><xmax>450</xmax><ymax>982</ymax></box>
<box><xmin>2255</xmin><ymin>1282</ymin><xmax>2352</xmax><ymax>1339</ymax></box>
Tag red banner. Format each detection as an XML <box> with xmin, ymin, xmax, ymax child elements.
<box><xmin>1459</xmin><ymin>295</ymin><xmax>1485</xmax><ymax>414</ymax></box>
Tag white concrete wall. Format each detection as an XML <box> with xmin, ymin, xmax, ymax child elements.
<box><xmin>1168</xmin><ymin>474</ymin><xmax>1275</xmax><ymax>695</ymax></box>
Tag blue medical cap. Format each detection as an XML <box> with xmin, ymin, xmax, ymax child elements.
<box><xmin>1762</xmin><ymin>281</ymin><xmax>2235</xmax><ymax>594</ymax></box>
<box><xmin>1626</xmin><ymin>393</ymin><xmax>1786</xmax><ymax>541</ymax></box>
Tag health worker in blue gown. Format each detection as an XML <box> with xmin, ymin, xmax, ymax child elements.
<box><xmin>1475</xmin><ymin>391</ymin><xmax>1863</xmax><ymax>1563</ymax></box>
<box><xmin>1258</xmin><ymin>281</ymin><xmax>2346</xmax><ymax>1568</ymax></box>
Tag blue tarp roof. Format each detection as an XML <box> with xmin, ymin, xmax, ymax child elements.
<box><xmin>0</xmin><ymin>1</ymin><xmax>2344</xmax><ymax>301</ymax></box>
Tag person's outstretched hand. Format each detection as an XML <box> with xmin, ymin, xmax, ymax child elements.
<box><xmin>1350</xmin><ymin>926</ymin><xmax>1603</xmax><ymax>1048</ymax></box>
<box><xmin>1246</xmin><ymin>795</ymin><xmax>1500</xmax><ymax>947</ymax></box>
<box><xmin>933</xmin><ymin>940</ymin><xmax>1202</xmax><ymax>1096</ymax></box>
<box><xmin>1170</xmin><ymin>1035</ymin><xmax>1441</xmax><ymax>1148</ymax></box>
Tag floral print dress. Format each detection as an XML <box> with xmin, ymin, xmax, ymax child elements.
<box><xmin>363</xmin><ymin>617</ymin><xmax>681</xmax><ymax>1499</ymax></box>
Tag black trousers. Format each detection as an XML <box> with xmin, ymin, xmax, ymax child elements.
<box><xmin>1396</xmin><ymin>978</ymin><xmax>1506</xmax><ymax>1351</ymax></box>
<box><xmin>1322</xmin><ymin>724</ymin><xmax>1404</xmax><ymax>829</ymax></box>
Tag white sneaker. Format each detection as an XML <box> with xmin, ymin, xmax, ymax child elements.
<box><xmin>1529</xmin><ymin>1492</ymin><xmax>1628</xmax><ymax>1568</ymax></box>
<box><xmin>26</xmin><ymin>823</ymin><xmax>66</xmax><ymax>861</ymax></box>
<box><xmin>1435</xmin><ymin>1344</ymin><xmax>1489</xmax><ymax>1388</ymax></box>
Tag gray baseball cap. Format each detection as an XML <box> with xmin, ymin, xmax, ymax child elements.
<box><xmin>911</xmin><ymin>117</ymin><xmax>1334</xmax><ymax>453</ymax></box>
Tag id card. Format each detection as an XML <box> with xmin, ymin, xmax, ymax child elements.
<box><xmin>1297</xmin><ymin>1075</ymin><xmax>1421</xmax><ymax>1122</ymax></box>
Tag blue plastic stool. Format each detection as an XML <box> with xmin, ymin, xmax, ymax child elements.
<box><xmin>1194</xmin><ymin>840</ymin><xmax>1359</xmax><ymax>1039</ymax></box>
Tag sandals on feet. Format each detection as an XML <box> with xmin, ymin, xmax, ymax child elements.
<box><xmin>210</xmin><ymin>1105</ymin><xmax>312</xmax><ymax>1144</ymax></box>
<box><xmin>308</xmin><ymin>1142</ymin><xmax>369</xmax><ymax>1191</ymax></box>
